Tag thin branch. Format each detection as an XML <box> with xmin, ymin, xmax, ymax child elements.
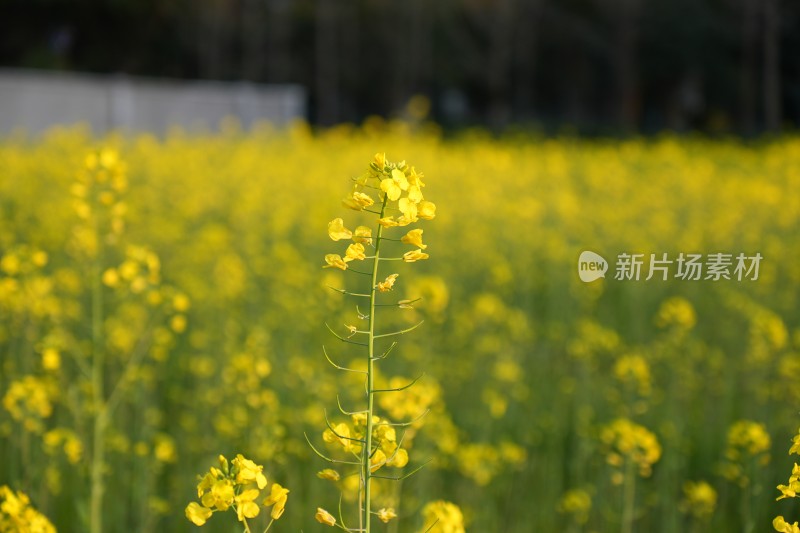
<box><xmin>324</xmin><ymin>410</ymin><xmax>367</xmax><ymax>444</ymax></box>
<box><xmin>326</xmin><ymin>323</ymin><xmax>369</xmax><ymax>346</ymax></box>
<box><xmin>328</xmin><ymin>286</ymin><xmax>370</xmax><ymax>298</ymax></box>
<box><xmin>372</xmin><ymin>373</ymin><xmax>424</xmax><ymax>393</ymax></box>
<box><xmin>372</xmin><ymin>341</ymin><xmax>398</xmax><ymax>361</ymax></box>
<box><xmin>304</xmin><ymin>433</ymin><xmax>361</xmax><ymax>465</ymax></box>
<box><xmin>369</xmin><ymin>431</ymin><xmax>408</xmax><ymax>466</ymax></box>
<box><xmin>337</xmin><ymin>395</ymin><xmax>368</xmax><ymax>416</ymax></box>
<box><xmin>371</xmin><ymin>459</ymin><xmax>433</xmax><ymax>481</ymax></box>
<box><xmin>375</xmin><ymin>409</ymin><xmax>430</xmax><ymax>427</ymax></box>
<box><xmin>422</xmin><ymin>518</ymin><xmax>441</xmax><ymax>533</ymax></box>
<box><xmin>374</xmin><ymin>320</ymin><xmax>424</xmax><ymax>339</ymax></box>
<box><xmin>374</xmin><ymin>297</ymin><xmax>422</xmax><ymax>307</ymax></box>
<box><xmin>324</xmin><ymin>346</ymin><xmax>368</xmax><ymax>374</ymax></box>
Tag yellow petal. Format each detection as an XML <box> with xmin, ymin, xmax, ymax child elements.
<box><xmin>401</xmin><ymin>229</ymin><xmax>426</xmax><ymax>249</ymax></box>
<box><xmin>353</xmin><ymin>226</ymin><xmax>372</xmax><ymax>245</ymax></box>
<box><xmin>316</xmin><ymin>507</ymin><xmax>337</xmax><ymax>526</ymax></box>
<box><xmin>185</xmin><ymin>502</ymin><xmax>213</xmax><ymax>526</ymax></box>
<box><xmin>403</xmin><ymin>249</ymin><xmax>429</xmax><ymax>263</ymax></box>
<box><xmin>323</xmin><ymin>254</ymin><xmax>348</xmax><ymax>270</ymax></box>
<box><xmin>418</xmin><ymin>200</ymin><xmax>436</xmax><ymax>220</ymax></box>
<box><xmin>328</xmin><ymin>218</ymin><xmax>353</xmax><ymax>241</ymax></box>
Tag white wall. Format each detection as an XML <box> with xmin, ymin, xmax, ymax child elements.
<box><xmin>0</xmin><ymin>69</ymin><xmax>306</xmax><ymax>135</ymax></box>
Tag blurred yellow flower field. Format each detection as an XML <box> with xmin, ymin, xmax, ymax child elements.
<box><xmin>0</xmin><ymin>121</ymin><xmax>799</xmax><ymax>532</ymax></box>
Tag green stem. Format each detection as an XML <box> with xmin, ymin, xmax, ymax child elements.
<box><xmin>90</xmin><ymin>216</ymin><xmax>106</xmax><ymax>533</ymax></box>
<box><xmin>621</xmin><ymin>460</ymin><xmax>636</xmax><ymax>533</ymax></box>
<box><xmin>742</xmin><ymin>473</ymin><xmax>752</xmax><ymax>533</ymax></box>
<box><xmin>364</xmin><ymin>195</ymin><xmax>388</xmax><ymax>533</ymax></box>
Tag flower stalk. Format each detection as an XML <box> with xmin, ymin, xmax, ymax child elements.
<box><xmin>363</xmin><ymin>191</ymin><xmax>389</xmax><ymax>532</ymax></box>
<box><xmin>316</xmin><ymin>154</ymin><xmax>436</xmax><ymax>531</ymax></box>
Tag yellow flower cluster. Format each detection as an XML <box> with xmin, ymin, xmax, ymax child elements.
<box><xmin>679</xmin><ymin>480</ymin><xmax>717</xmax><ymax>520</ymax></box>
<box><xmin>101</xmin><ymin>245</ymin><xmax>161</xmax><ymax>294</ymax></box>
<box><xmin>322</xmin><ymin>413</ymin><xmax>409</xmax><ymax>471</ymax></box>
<box><xmin>0</xmin><ymin>485</ymin><xmax>56</xmax><ymax>533</ymax></box>
<box><xmin>2</xmin><ymin>375</ymin><xmax>56</xmax><ymax>433</ymax></box>
<box><xmin>613</xmin><ymin>354</ymin><xmax>652</xmax><ymax>397</ymax></box>
<box><xmin>71</xmin><ymin>148</ymin><xmax>128</xmax><ymax>256</ymax></box>
<box><xmin>601</xmin><ymin>418</ymin><xmax>662</xmax><ymax>478</ymax></box>
<box><xmin>775</xmin><ymin>517</ymin><xmax>800</xmax><ymax>533</ymax></box>
<box><xmin>43</xmin><ymin>428</ymin><xmax>84</xmax><ymax>464</ymax></box>
<box><xmin>3</xmin><ymin>124</ymin><xmax>800</xmax><ymax>530</ymax></box>
<box><xmin>773</xmin><ymin>428</ymin><xmax>800</xmax><ymax>532</ymax></box>
<box><xmin>557</xmin><ymin>488</ymin><xmax>592</xmax><ymax>525</ymax></box>
<box><xmin>722</xmin><ymin>420</ymin><xmax>771</xmax><ymax>486</ymax></box>
<box><xmin>419</xmin><ymin>500</ymin><xmax>465</xmax><ymax>533</ymax></box>
<box><xmin>185</xmin><ymin>454</ymin><xmax>288</xmax><ymax>527</ymax></box>
<box><xmin>655</xmin><ymin>297</ymin><xmax>697</xmax><ymax>330</ymax></box>
<box><xmin>323</xmin><ymin>153</ymin><xmax>435</xmax><ymax>270</ymax></box>
<box><xmin>0</xmin><ymin>245</ymin><xmax>57</xmax><ymax>319</ymax></box>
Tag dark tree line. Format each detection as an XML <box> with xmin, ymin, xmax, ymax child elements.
<box><xmin>1</xmin><ymin>0</ymin><xmax>797</xmax><ymax>133</ymax></box>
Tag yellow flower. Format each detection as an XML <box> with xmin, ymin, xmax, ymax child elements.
<box><xmin>374</xmin><ymin>152</ymin><xmax>386</xmax><ymax>170</ymax></box>
<box><xmin>726</xmin><ymin>420</ymin><xmax>771</xmax><ymax>459</ymax></box>
<box><xmin>418</xmin><ymin>200</ymin><xmax>436</xmax><ymax>220</ymax></box>
<box><xmin>173</xmin><ymin>292</ymin><xmax>191</xmax><ymax>311</ymax></box>
<box><xmin>387</xmin><ymin>448</ymin><xmax>409</xmax><ymax>468</ymax></box>
<box><xmin>601</xmin><ymin>418</ymin><xmax>661</xmax><ymax>477</ymax></box>
<box><xmin>197</xmin><ymin>472</ymin><xmax>216</xmax><ymax>499</ymax></box>
<box><xmin>323</xmin><ymin>254</ymin><xmax>348</xmax><ymax>270</ymax></box>
<box><xmin>353</xmin><ymin>225</ymin><xmax>373</xmax><ymax>245</ymax></box>
<box><xmin>680</xmin><ymin>480</ymin><xmax>716</xmax><ymax>519</ymax></box>
<box><xmin>420</xmin><ymin>500</ymin><xmax>465</xmax><ymax>533</ymax></box>
<box><xmin>42</xmin><ymin>348</ymin><xmax>61</xmax><ymax>371</ymax></box>
<box><xmin>328</xmin><ymin>218</ymin><xmax>353</xmax><ymax>241</ymax></box>
<box><xmin>408</xmin><ymin>166</ymin><xmax>425</xmax><ymax>188</ymax></box>
<box><xmin>323</xmin><ymin>423</ymin><xmax>353</xmax><ymax>451</ymax></box>
<box><xmin>234</xmin><ymin>489</ymin><xmax>261</xmax><ymax>522</ymax></box>
<box><xmin>232</xmin><ymin>454</ymin><xmax>268</xmax><ymax>489</ymax></box>
<box><xmin>378</xmin><ymin>216</ymin><xmax>399</xmax><ymax>227</ymax></box>
<box><xmin>403</xmin><ymin>249</ymin><xmax>429</xmax><ymax>263</ymax></box>
<box><xmin>774</xmin><ymin>516</ymin><xmax>800</xmax><ymax>533</ymax></box>
<box><xmin>377</xmin><ymin>273</ymin><xmax>399</xmax><ymax>292</ymax></box>
<box><xmin>381</xmin><ymin>169</ymin><xmax>409</xmax><ymax>201</ymax></box>
<box><xmin>777</xmin><ymin>482</ymin><xmax>799</xmax><ymax>500</ymax></box>
<box><xmin>776</xmin><ymin>463</ymin><xmax>800</xmax><ymax>500</ymax></box>
<box><xmin>263</xmin><ymin>483</ymin><xmax>289</xmax><ymax>519</ymax></box>
<box><xmin>316</xmin><ymin>469</ymin><xmax>340</xmax><ymax>481</ymax></box>
<box><xmin>185</xmin><ymin>502</ymin><xmax>213</xmax><ymax>526</ymax></box>
<box><xmin>408</xmin><ymin>184</ymin><xmax>424</xmax><ymax>203</ymax></box>
<box><xmin>316</xmin><ymin>507</ymin><xmax>337</xmax><ymax>526</ymax></box>
<box><xmin>557</xmin><ymin>488</ymin><xmax>592</xmax><ymax>525</ymax></box>
<box><xmin>0</xmin><ymin>485</ymin><xmax>56</xmax><ymax>532</ymax></box>
<box><xmin>344</xmin><ymin>243</ymin><xmax>366</xmax><ymax>261</ymax></box>
<box><xmin>370</xmin><ymin>449</ymin><xmax>387</xmax><ymax>472</ymax></box>
<box><xmin>790</xmin><ymin>430</ymin><xmax>800</xmax><ymax>455</ymax></box>
<box><xmin>377</xmin><ymin>507</ymin><xmax>397</xmax><ymax>523</ymax></box>
<box><xmin>401</xmin><ymin>229</ymin><xmax>426</xmax><ymax>249</ymax></box>
<box><xmin>398</xmin><ymin>197</ymin><xmax>418</xmax><ymax>222</ymax></box>
<box><xmin>102</xmin><ymin>268</ymin><xmax>120</xmax><ymax>287</ymax></box>
<box><xmin>201</xmin><ymin>479</ymin><xmax>235</xmax><ymax>511</ymax></box>
<box><xmin>343</xmin><ymin>191</ymin><xmax>374</xmax><ymax>210</ymax></box>
<box><xmin>170</xmin><ymin>314</ymin><xmax>187</xmax><ymax>333</ymax></box>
